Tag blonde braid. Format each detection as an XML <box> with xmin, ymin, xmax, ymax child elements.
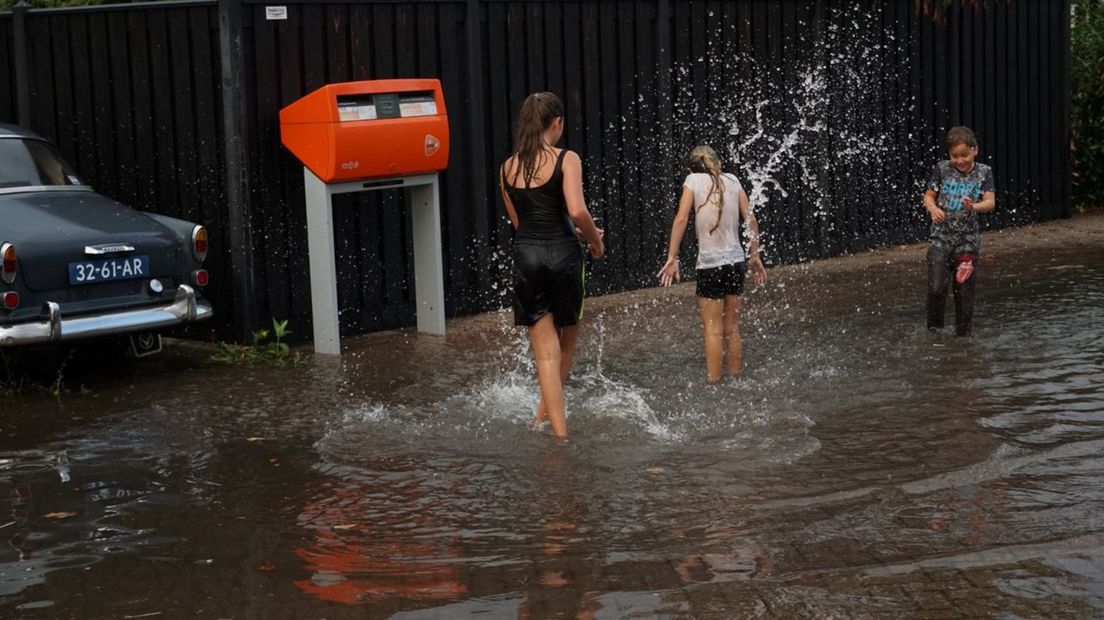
<box><xmin>689</xmin><ymin>146</ymin><xmax>725</xmax><ymax>234</ymax></box>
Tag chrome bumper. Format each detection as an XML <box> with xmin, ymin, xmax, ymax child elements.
<box><xmin>0</xmin><ymin>285</ymin><xmax>212</xmax><ymax>346</ymax></box>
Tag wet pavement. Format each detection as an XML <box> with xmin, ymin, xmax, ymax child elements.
<box><xmin>2</xmin><ymin>214</ymin><xmax>1104</xmax><ymax>619</ymax></box>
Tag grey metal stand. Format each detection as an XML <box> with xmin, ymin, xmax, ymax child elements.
<box><xmin>303</xmin><ymin>167</ymin><xmax>445</xmax><ymax>355</ymax></box>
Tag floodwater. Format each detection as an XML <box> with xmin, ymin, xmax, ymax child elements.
<box><xmin>2</xmin><ymin>219</ymin><xmax>1104</xmax><ymax>619</ymax></box>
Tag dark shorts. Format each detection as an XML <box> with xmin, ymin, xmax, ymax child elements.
<box><xmin>513</xmin><ymin>238</ymin><xmax>585</xmax><ymax>327</ymax></box>
<box><xmin>696</xmin><ymin>261</ymin><xmax>747</xmax><ymax>299</ymax></box>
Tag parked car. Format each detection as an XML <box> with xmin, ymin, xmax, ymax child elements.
<box><xmin>0</xmin><ymin>123</ymin><xmax>212</xmax><ymax>355</ymax></box>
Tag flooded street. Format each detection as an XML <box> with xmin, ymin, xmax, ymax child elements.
<box><xmin>3</xmin><ymin>215</ymin><xmax>1104</xmax><ymax>619</ymax></box>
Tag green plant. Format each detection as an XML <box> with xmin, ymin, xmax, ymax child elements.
<box><xmin>210</xmin><ymin>318</ymin><xmax>308</xmax><ymax>367</ymax></box>
<box><xmin>1073</xmin><ymin>0</ymin><xmax>1104</xmax><ymax>211</ymax></box>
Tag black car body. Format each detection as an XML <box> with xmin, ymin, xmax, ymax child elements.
<box><xmin>0</xmin><ymin>123</ymin><xmax>212</xmax><ymax>346</ymax></box>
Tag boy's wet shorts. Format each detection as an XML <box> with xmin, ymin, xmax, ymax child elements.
<box><xmin>512</xmin><ymin>238</ymin><xmax>585</xmax><ymax>327</ymax></box>
<box><xmin>696</xmin><ymin>261</ymin><xmax>747</xmax><ymax>299</ymax></box>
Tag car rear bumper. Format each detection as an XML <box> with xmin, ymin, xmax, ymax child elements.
<box><xmin>0</xmin><ymin>285</ymin><xmax>212</xmax><ymax>346</ymax></box>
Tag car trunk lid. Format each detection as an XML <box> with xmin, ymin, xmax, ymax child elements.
<box><xmin>2</xmin><ymin>190</ymin><xmax>181</xmax><ymax>292</ymax></box>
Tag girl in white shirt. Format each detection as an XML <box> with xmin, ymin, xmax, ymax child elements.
<box><xmin>658</xmin><ymin>146</ymin><xmax>767</xmax><ymax>383</ymax></box>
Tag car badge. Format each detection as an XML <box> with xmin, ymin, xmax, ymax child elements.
<box><xmin>85</xmin><ymin>244</ymin><xmax>136</xmax><ymax>255</ymax></box>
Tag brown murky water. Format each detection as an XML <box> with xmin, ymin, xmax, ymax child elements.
<box><xmin>3</xmin><ymin>216</ymin><xmax>1104</xmax><ymax>619</ymax></box>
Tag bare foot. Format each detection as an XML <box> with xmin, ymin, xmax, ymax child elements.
<box><xmin>529</xmin><ymin>405</ymin><xmax>549</xmax><ymax>430</ymax></box>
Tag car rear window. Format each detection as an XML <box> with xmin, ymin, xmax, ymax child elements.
<box><xmin>0</xmin><ymin>138</ymin><xmax>83</xmax><ymax>189</ymax></box>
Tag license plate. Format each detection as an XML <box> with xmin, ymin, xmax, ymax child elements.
<box><xmin>68</xmin><ymin>255</ymin><xmax>149</xmax><ymax>285</ymax></box>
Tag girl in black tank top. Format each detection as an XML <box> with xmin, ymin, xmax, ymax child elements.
<box><xmin>499</xmin><ymin>92</ymin><xmax>604</xmax><ymax>439</ymax></box>
<box><xmin>502</xmin><ymin>149</ymin><xmax>575</xmax><ymax>240</ymax></box>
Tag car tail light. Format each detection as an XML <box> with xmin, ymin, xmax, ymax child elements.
<box><xmin>192</xmin><ymin>226</ymin><xmax>208</xmax><ymax>262</ymax></box>
<box><xmin>2</xmin><ymin>291</ymin><xmax>18</xmax><ymax>310</ymax></box>
<box><xmin>1</xmin><ymin>243</ymin><xmax>15</xmax><ymax>284</ymax></box>
<box><xmin>192</xmin><ymin>269</ymin><xmax>209</xmax><ymax>287</ymax></box>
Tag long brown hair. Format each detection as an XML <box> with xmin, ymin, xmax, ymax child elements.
<box><xmin>688</xmin><ymin>145</ymin><xmax>725</xmax><ymax>234</ymax></box>
<box><xmin>510</xmin><ymin>92</ymin><xmax>564</xmax><ymax>188</ymax></box>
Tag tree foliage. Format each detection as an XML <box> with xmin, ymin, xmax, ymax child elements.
<box><xmin>0</xmin><ymin>0</ymin><xmax>105</xmax><ymax>8</ymax></box>
<box><xmin>1073</xmin><ymin>0</ymin><xmax>1104</xmax><ymax>209</ymax></box>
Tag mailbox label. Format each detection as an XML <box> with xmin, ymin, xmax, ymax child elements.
<box><xmin>400</xmin><ymin>100</ymin><xmax>438</xmax><ymax>118</ymax></box>
<box><xmin>338</xmin><ymin>103</ymin><xmax>377</xmax><ymax>122</ymax></box>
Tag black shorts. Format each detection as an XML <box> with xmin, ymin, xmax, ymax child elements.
<box><xmin>513</xmin><ymin>238</ymin><xmax>585</xmax><ymax>327</ymax></box>
<box><xmin>695</xmin><ymin>261</ymin><xmax>747</xmax><ymax>299</ymax></box>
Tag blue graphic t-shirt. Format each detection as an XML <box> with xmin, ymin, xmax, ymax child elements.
<box><xmin>927</xmin><ymin>160</ymin><xmax>995</xmax><ymax>254</ymax></box>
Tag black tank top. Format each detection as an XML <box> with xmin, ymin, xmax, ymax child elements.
<box><xmin>503</xmin><ymin>149</ymin><xmax>575</xmax><ymax>240</ymax></box>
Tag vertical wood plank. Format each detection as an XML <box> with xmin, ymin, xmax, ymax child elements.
<box><xmin>90</xmin><ymin>12</ymin><xmax>117</xmax><ymax>194</ymax></box>
<box><xmin>251</xmin><ymin>4</ymin><xmax>287</xmax><ymax>327</ymax></box>
<box><xmin>189</xmin><ymin>7</ymin><xmax>219</xmax><ymax>234</ymax></box>
<box><xmin>617</xmin><ymin>1</ymin><xmax>640</xmax><ymax>276</ymax></box>
<box><xmin>636</xmin><ymin>0</ymin><xmax>662</xmax><ymax>269</ymax></box>
<box><xmin>0</xmin><ymin>17</ymin><xmax>14</xmax><ymax>122</ymax></box>
<box><xmin>598</xmin><ymin>1</ymin><xmax>621</xmax><ymax>288</ymax></box>
<box><xmin>108</xmin><ymin>10</ymin><xmax>136</xmax><ymax>200</ymax></box>
<box><xmin>50</xmin><ymin>15</ymin><xmax>76</xmax><ymax>163</ymax></box>
<box><xmin>27</xmin><ymin>16</ymin><xmax>57</xmax><ymax>144</ymax></box>
<box><xmin>486</xmin><ymin>2</ymin><xmax>513</xmax><ymax>252</ymax></box>
<box><xmin>128</xmin><ymin>9</ymin><xmax>155</xmax><ymax>210</ymax></box>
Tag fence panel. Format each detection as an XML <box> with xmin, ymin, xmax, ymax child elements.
<box><xmin>0</xmin><ymin>0</ymin><xmax>1073</xmax><ymax>341</ymax></box>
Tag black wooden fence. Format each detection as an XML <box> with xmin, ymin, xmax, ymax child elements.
<box><xmin>0</xmin><ymin>0</ymin><xmax>1071</xmax><ymax>341</ymax></box>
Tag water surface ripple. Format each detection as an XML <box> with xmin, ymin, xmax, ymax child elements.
<box><xmin>2</xmin><ymin>224</ymin><xmax>1104</xmax><ymax>618</ymax></box>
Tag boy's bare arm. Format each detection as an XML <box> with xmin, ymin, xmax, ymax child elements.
<box><xmin>966</xmin><ymin>191</ymin><xmax>996</xmax><ymax>213</ymax></box>
<box><xmin>924</xmin><ymin>189</ymin><xmax>945</xmax><ymax>223</ymax></box>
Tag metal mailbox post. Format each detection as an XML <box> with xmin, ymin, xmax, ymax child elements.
<box><xmin>280</xmin><ymin>79</ymin><xmax>450</xmax><ymax>355</ymax></box>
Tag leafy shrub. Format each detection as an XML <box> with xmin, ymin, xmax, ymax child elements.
<box><xmin>1073</xmin><ymin>0</ymin><xmax>1104</xmax><ymax>210</ymax></box>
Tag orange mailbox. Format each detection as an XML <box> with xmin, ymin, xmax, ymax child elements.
<box><xmin>279</xmin><ymin>78</ymin><xmax>449</xmax><ymax>183</ymax></box>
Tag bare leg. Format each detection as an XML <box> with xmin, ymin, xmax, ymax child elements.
<box><xmin>723</xmin><ymin>295</ymin><xmax>743</xmax><ymax>375</ymax></box>
<box><xmin>558</xmin><ymin>325</ymin><xmax>579</xmax><ymax>381</ymax></box>
<box><xmin>535</xmin><ymin>325</ymin><xmax>580</xmax><ymax>424</ymax></box>
<box><xmin>697</xmin><ymin>297</ymin><xmax>725</xmax><ymax>384</ymax></box>
<box><xmin>529</xmin><ymin>314</ymin><xmax>568</xmax><ymax>437</ymax></box>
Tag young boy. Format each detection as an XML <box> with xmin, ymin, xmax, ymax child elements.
<box><xmin>923</xmin><ymin>126</ymin><xmax>996</xmax><ymax>336</ymax></box>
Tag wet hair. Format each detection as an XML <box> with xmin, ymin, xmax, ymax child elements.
<box><xmin>688</xmin><ymin>145</ymin><xmax>725</xmax><ymax>234</ymax></box>
<box><xmin>509</xmin><ymin>92</ymin><xmax>565</xmax><ymax>188</ymax></box>
<box><xmin>946</xmin><ymin>126</ymin><xmax>978</xmax><ymax>151</ymax></box>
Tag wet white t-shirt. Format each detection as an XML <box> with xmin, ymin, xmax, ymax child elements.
<box><xmin>683</xmin><ymin>172</ymin><xmax>746</xmax><ymax>269</ymax></box>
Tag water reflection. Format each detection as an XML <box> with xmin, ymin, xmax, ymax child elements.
<box><xmin>293</xmin><ymin>458</ymin><xmax>467</xmax><ymax>607</ymax></box>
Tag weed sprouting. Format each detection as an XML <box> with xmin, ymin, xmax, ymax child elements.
<box><xmin>210</xmin><ymin>318</ymin><xmax>309</xmax><ymax>367</ymax></box>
